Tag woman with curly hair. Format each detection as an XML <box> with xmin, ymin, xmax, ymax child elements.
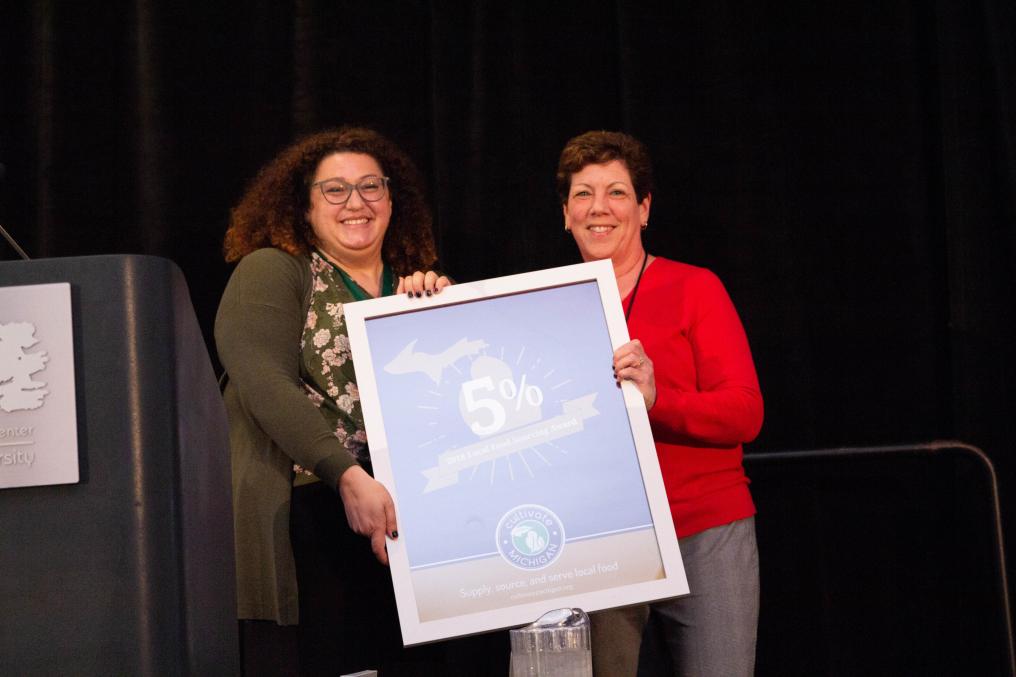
<box><xmin>216</xmin><ymin>126</ymin><xmax>449</xmax><ymax>675</ymax></box>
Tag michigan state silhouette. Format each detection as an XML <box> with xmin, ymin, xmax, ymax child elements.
<box><xmin>0</xmin><ymin>321</ymin><xmax>50</xmax><ymax>412</ymax></box>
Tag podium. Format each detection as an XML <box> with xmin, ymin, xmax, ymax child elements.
<box><xmin>0</xmin><ymin>256</ymin><xmax>238</xmax><ymax>675</ymax></box>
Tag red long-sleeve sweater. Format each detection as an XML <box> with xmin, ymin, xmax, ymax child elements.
<box><xmin>623</xmin><ymin>257</ymin><xmax>763</xmax><ymax>538</ymax></box>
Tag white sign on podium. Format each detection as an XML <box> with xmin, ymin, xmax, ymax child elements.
<box><xmin>1</xmin><ymin>282</ymin><xmax>79</xmax><ymax>490</ymax></box>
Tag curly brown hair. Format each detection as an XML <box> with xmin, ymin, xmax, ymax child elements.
<box><xmin>555</xmin><ymin>130</ymin><xmax>655</xmax><ymax>204</ymax></box>
<box><xmin>224</xmin><ymin>126</ymin><xmax>437</xmax><ymax>274</ymax></box>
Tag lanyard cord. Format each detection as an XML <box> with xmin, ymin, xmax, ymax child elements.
<box><xmin>625</xmin><ymin>251</ymin><xmax>650</xmax><ymax>322</ymax></box>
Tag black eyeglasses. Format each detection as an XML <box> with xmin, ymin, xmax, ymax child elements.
<box><xmin>312</xmin><ymin>175</ymin><xmax>391</xmax><ymax>205</ymax></box>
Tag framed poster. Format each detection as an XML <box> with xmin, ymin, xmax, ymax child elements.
<box><xmin>345</xmin><ymin>260</ymin><xmax>687</xmax><ymax>645</ymax></box>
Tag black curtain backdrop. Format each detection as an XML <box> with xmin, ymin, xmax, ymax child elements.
<box><xmin>3</xmin><ymin>0</ymin><xmax>1015</xmax><ymax>668</ymax></box>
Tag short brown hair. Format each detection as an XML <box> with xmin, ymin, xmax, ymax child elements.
<box><xmin>224</xmin><ymin>126</ymin><xmax>437</xmax><ymax>274</ymax></box>
<box><xmin>555</xmin><ymin>130</ymin><xmax>655</xmax><ymax>204</ymax></box>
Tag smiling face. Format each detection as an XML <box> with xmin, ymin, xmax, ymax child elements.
<box><xmin>305</xmin><ymin>152</ymin><xmax>392</xmax><ymax>266</ymax></box>
<box><xmin>563</xmin><ymin>159</ymin><xmax>651</xmax><ymax>264</ymax></box>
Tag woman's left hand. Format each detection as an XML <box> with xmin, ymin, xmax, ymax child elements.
<box><xmin>397</xmin><ymin>270</ymin><xmax>451</xmax><ymax>297</ymax></box>
<box><xmin>614</xmin><ymin>339</ymin><xmax>656</xmax><ymax>410</ymax></box>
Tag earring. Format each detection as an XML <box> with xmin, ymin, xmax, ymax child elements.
<box><xmin>641</xmin><ymin>222</ymin><xmax>648</xmax><ymax>231</ymax></box>
<box><xmin>565</xmin><ymin>226</ymin><xmax>571</xmax><ymax>232</ymax></box>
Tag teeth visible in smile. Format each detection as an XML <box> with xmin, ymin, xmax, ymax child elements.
<box><xmin>343</xmin><ymin>218</ymin><xmax>369</xmax><ymax>225</ymax></box>
<box><xmin>589</xmin><ymin>226</ymin><xmax>613</xmax><ymax>233</ymax></box>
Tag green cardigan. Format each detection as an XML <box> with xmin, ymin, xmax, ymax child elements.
<box><xmin>215</xmin><ymin>248</ymin><xmax>360</xmax><ymax>625</ymax></box>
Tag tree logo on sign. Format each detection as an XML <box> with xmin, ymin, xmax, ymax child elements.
<box><xmin>0</xmin><ymin>322</ymin><xmax>50</xmax><ymax>412</ymax></box>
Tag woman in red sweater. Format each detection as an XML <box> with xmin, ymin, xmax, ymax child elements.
<box><xmin>557</xmin><ymin>131</ymin><xmax>763</xmax><ymax>677</ymax></box>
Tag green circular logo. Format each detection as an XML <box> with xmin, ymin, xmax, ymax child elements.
<box><xmin>496</xmin><ymin>504</ymin><xmax>565</xmax><ymax>570</ymax></box>
<box><xmin>511</xmin><ymin>520</ymin><xmax>551</xmax><ymax>556</ymax></box>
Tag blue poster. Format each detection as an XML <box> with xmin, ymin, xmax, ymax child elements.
<box><xmin>364</xmin><ymin>281</ymin><xmax>653</xmax><ymax>572</ymax></box>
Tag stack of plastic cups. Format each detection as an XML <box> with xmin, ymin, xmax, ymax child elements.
<box><xmin>509</xmin><ymin>608</ymin><xmax>592</xmax><ymax>677</ymax></box>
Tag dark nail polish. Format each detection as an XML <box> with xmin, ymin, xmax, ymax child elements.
<box><xmin>415</xmin><ymin>291</ymin><xmax>422</xmax><ymax>298</ymax></box>
<box><xmin>426</xmin><ymin>289</ymin><xmax>432</xmax><ymax>296</ymax></box>
<box><xmin>406</xmin><ymin>292</ymin><xmax>413</xmax><ymax>298</ymax></box>
<box><xmin>391</xmin><ymin>530</ymin><xmax>399</xmax><ymax>539</ymax></box>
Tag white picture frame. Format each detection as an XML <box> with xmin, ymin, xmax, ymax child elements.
<box><xmin>345</xmin><ymin>260</ymin><xmax>687</xmax><ymax>645</ymax></box>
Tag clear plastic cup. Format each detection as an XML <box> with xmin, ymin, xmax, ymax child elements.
<box><xmin>509</xmin><ymin>608</ymin><xmax>592</xmax><ymax>677</ymax></box>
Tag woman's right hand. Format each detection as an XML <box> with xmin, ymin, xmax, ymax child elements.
<box><xmin>338</xmin><ymin>465</ymin><xmax>398</xmax><ymax>565</ymax></box>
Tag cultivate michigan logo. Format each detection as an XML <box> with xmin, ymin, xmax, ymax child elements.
<box><xmin>0</xmin><ymin>322</ymin><xmax>50</xmax><ymax>412</ymax></box>
<box><xmin>496</xmin><ymin>504</ymin><xmax>565</xmax><ymax>570</ymax></box>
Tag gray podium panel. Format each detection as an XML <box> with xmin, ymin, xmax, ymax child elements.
<box><xmin>0</xmin><ymin>255</ymin><xmax>238</xmax><ymax>676</ymax></box>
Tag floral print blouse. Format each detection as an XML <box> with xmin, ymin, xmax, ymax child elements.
<box><xmin>293</xmin><ymin>250</ymin><xmax>394</xmax><ymax>482</ymax></box>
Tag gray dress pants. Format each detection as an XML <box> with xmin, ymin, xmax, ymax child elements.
<box><xmin>591</xmin><ymin>516</ymin><xmax>759</xmax><ymax>677</ymax></box>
